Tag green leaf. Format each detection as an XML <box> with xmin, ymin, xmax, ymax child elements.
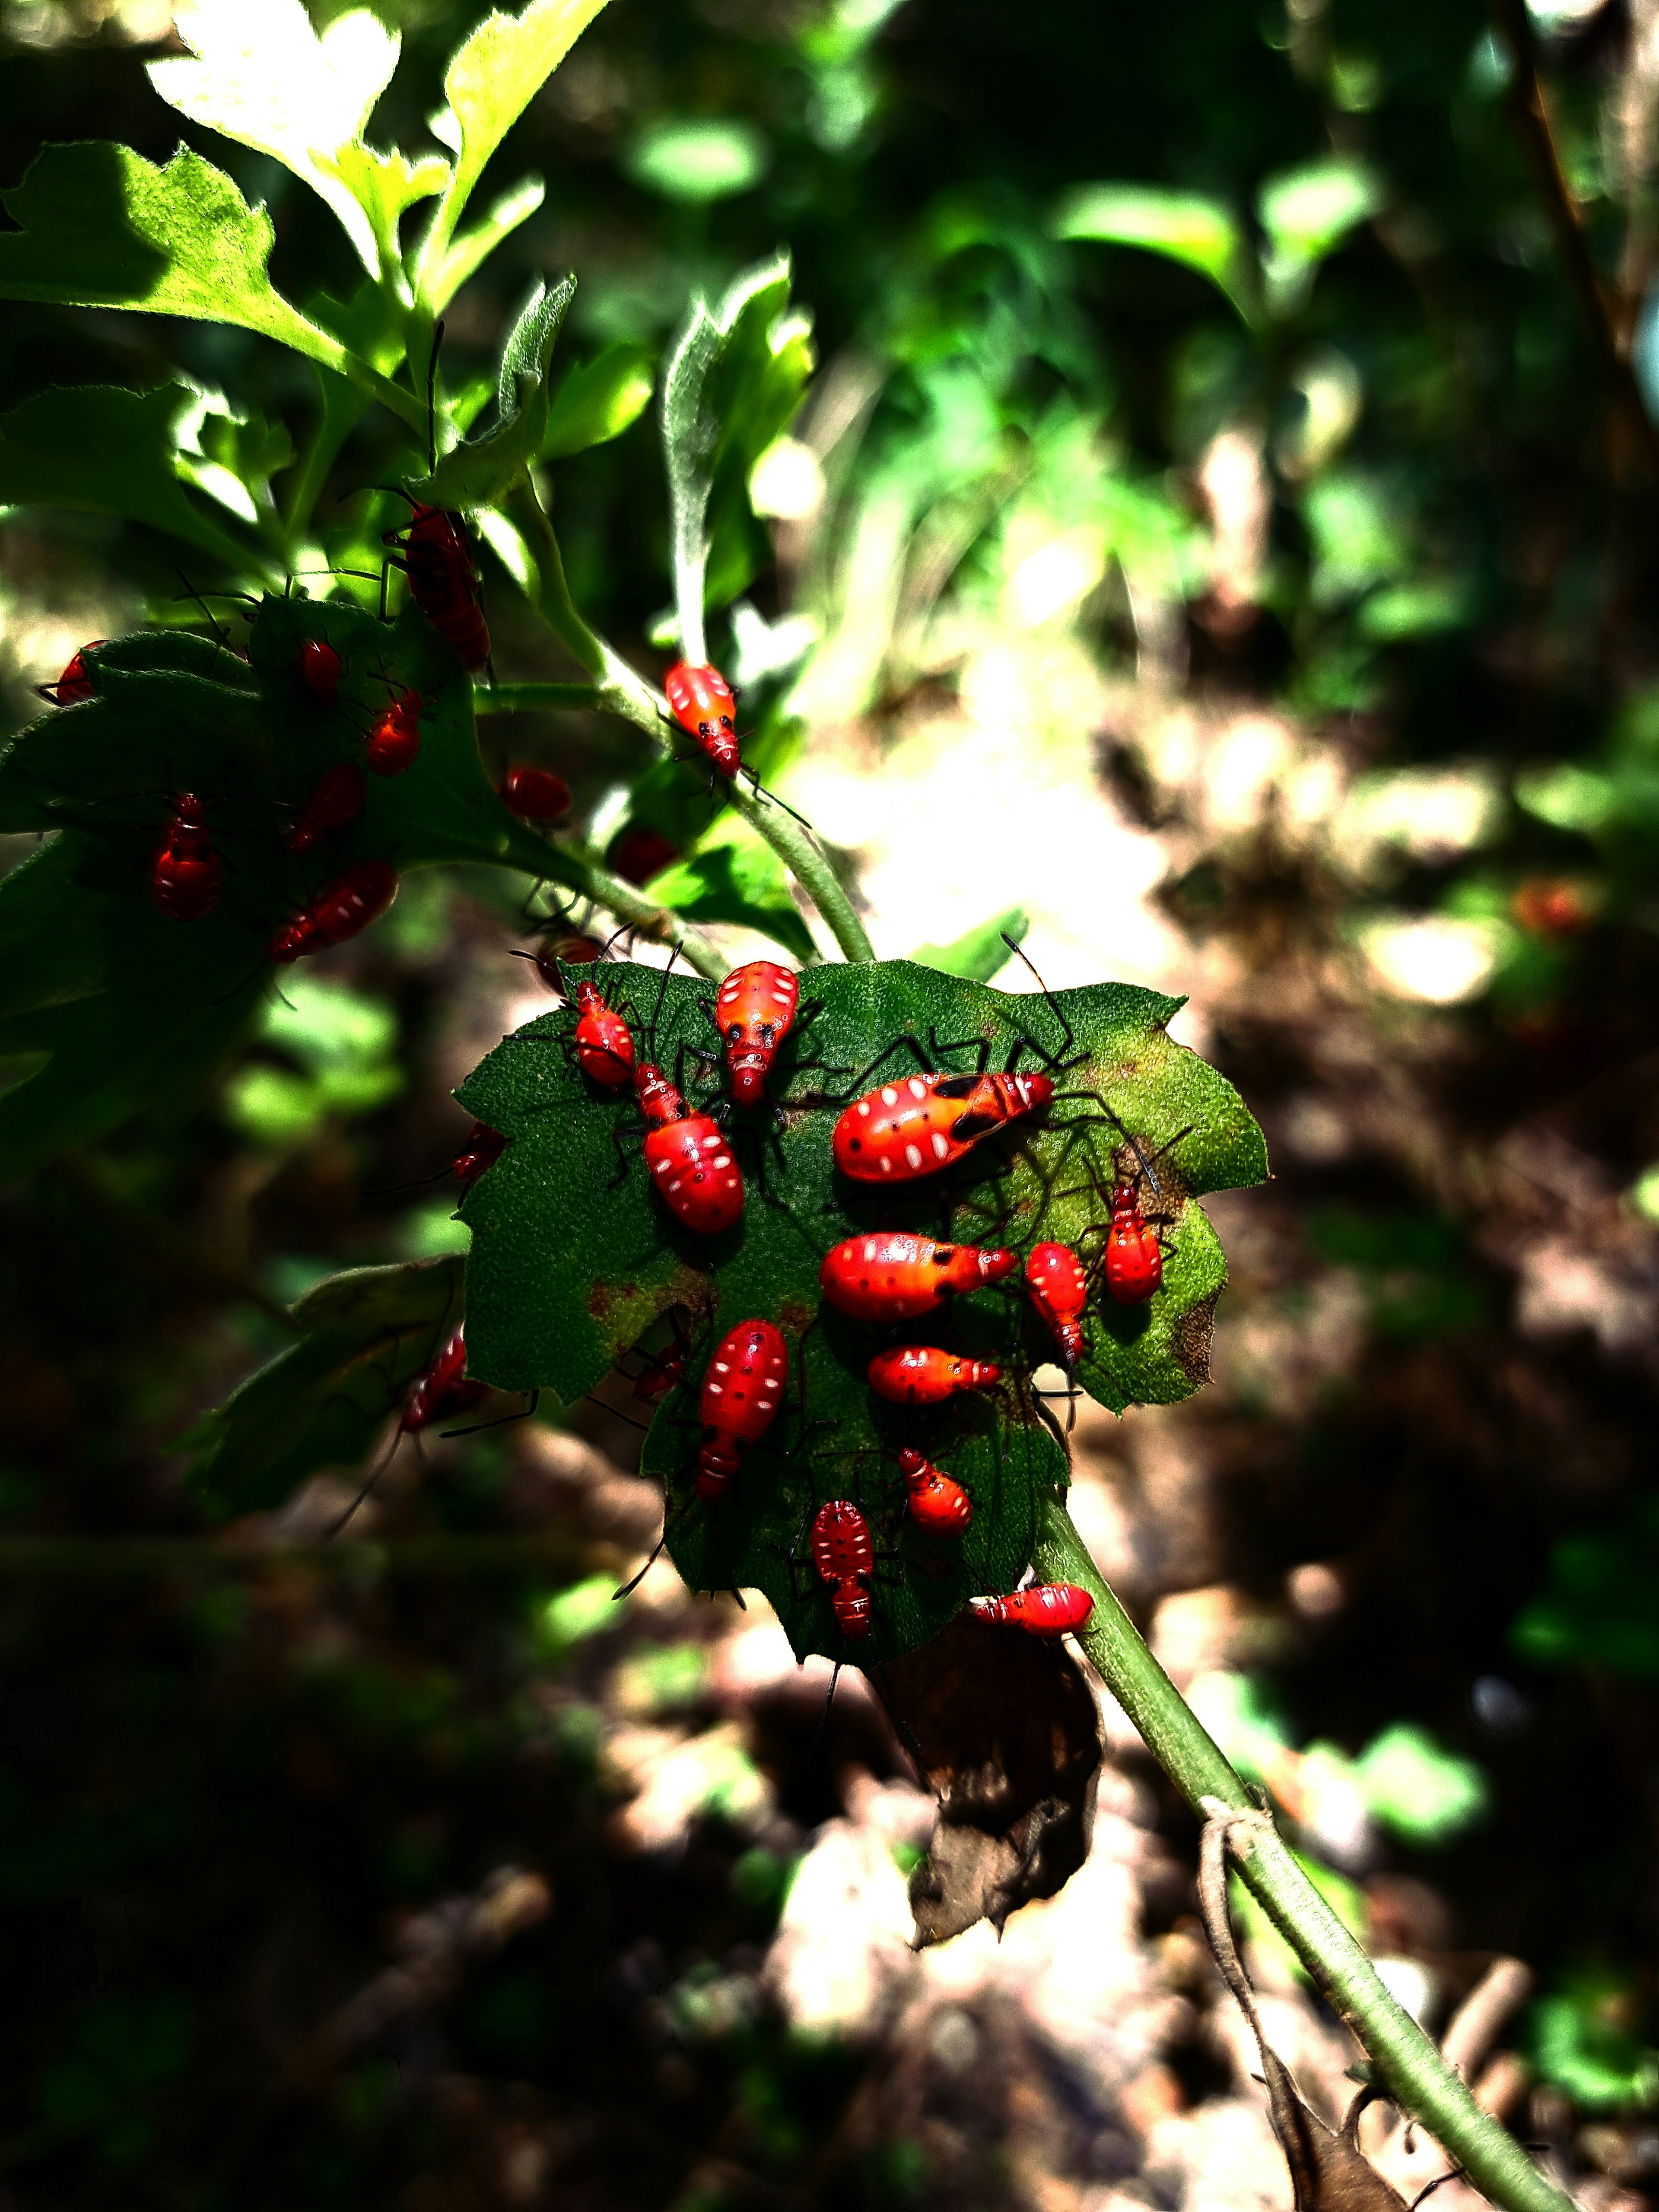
<box><xmin>644</xmin><ymin>819</ymin><xmax>819</xmax><ymax>963</ymax></box>
<box><xmin>425</xmin><ymin>176</ymin><xmax>547</xmax><ymax>314</ymax></box>
<box><xmin>661</xmin><ymin>252</ymin><xmax>814</xmax><ymax>659</ymax></box>
<box><xmin>413</xmin><ymin>274</ymin><xmax>576</xmax><ymax>510</ymax></box>
<box><xmin>415</xmin><ymin>0</ymin><xmax>613</xmax><ymax>308</ymax></box>
<box><xmin>454</xmin><ymin>959</ymin><xmax>1266</xmax><ymax>1667</ymax></box>
<box><xmin>543</xmin><ymin>343</ymin><xmax>655</xmax><ymax>459</ymax></box>
<box><xmin>1256</xmin><ymin>156</ymin><xmax>1383</xmax><ymax>311</ymax></box>
<box><xmin>910</xmin><ymin>909</ymin><xmax>1029</xmax><ymax>983</ymax></box>
<box><xmin>147</xmin><ymin>0</ymin><xmax>428</xmax><ymax>278</ymax></box>
<box><xmin>0</xmin><ymin>384</ymin><xmax>262</xmax><ymax>570</ymax></box>
<box><xmin>625</xmin><ymin>118</ymin><xmax>770</xmax><ymax>204</ymax></box>
<box><xmin>0</xmin><ymin>143</ymin><xmax>413</xmax><ymax>421</ymax></box>
<box><xmin>1051</xmin><ymin>183</ymin><xmax>1255</xmax><ymax>319</ymax></box>
<box><xmin>175</xmin><ymin>1257</ymin><xmax>466</xmax><ymax>1517</ymax></box>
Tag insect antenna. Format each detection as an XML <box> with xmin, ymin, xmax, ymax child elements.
<box><xmin>1000</xmin><ymin>931</ymin><xmax>1077</xmax><ymax>1066</ymax></box>
<box><xmin>173</xmin><ymin>569</ymin><xmax>233</xmax><ymax>654</ymax></box>
<box><xmin>325</xmin><ymin>1423</ymin><xmax>404</xmax><ymax>1540</ymax></box>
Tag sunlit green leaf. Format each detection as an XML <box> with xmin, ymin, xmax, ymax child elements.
<box><xmin>425</xmin><ymin>176</ymin><xmax>547</xmax><ymax>313</ymax></box>
<box><xmin>1257</xmin><ymin>156</ymin><xmax>1383</xmax><ymax>311</ymax></box>
<box><xmin>1051</xmin><ymin>183</ymin><xmax>1254</xmax><ymax>318</ymax></box>
<box><xmin>415</xmin><ymin>0</ymin><xmax>612</xmax><ymax>307</ymax></box>
<box><xmin>910</xmin><ymin>909</ymin><xmax>1029</xmax><ymax>983</ymax></box>
<box><xmin>543</xmin><ymin>343</ymin><xmax>655</xmax><ymax>459</ymax></box>
<box><xmin>645</xmin><ymin>818</ymin><xmax>819</xmax><ymax>963</ymax></box>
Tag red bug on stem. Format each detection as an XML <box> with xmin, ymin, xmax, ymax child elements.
<box><xmin>36</xmin><ymin>641</ymin><xmax>106</xmax><ymax>707</ymax></box>
<box><xmin>383</xmin><ymin>498</ymin><xmax>489</xmax><ymax>670</ymax></box>
<box><xmin>810</xmin><ymin>1499</ymin><xmax>876</xmax><ymax>1639</ymax></box>
<box><xmin>151</xmin><ymin>792</ymin><xmax>221</xmax><ymax>921</ymax></box>
<box><xmin>819</xmin><ymin>1231</ymin><xmax>1016</xmax><ymax>1324</ymax></box>
<box><xmin>969</xmin><ymin>1584</ymin><xmax>1094</xmax><ymax>1636</ymax></box>
<box><xmin>896</xmin><ymin>1446</ymin><xmax>972</xmax><ymax>1534</ymax></box>
<box><xmin>365</xmin><ymin>686</ymin><xmax>422</xmax><ymax>777</ymax></box>
<box><xmin>270</xmin><ymin>858</ymin><xmax>398</xmax><ymax>963</ymax></box>
<box><xmin>664</xmin><ymin>661</ymin><xmax>740</xmax><ymax>776</ymax></box>
<box><xmin>695</xmin><ymin>1319</ymin><xmax>788</xmax><ymax>1500</ymax></box>
<box><xmin>866</xmin><ymin>1344</ymin><xmax>1001</xmax><ymax>1407</ymax></box>
<box><xmin>499</xmin><ymin>766</ymin><xmax>572</xmax><ymax>822</ymax></box>
<box><xmin>285</xmin><ymin>762</ymin><xmax>366</xmax><ymax>854</ymax></box>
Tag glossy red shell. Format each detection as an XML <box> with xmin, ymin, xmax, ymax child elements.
<box><xmin>896</xmin><ymin>1446</ymin><xmax>972</xmax><ymax>1534</ymax></box>
<box><xmin>1025</xmin><ymin>1241</ymin><xmax>1089</xmax><ymax>1365</ymax></box>
<box><xmin>286</xmin><ymin>762</ymin><xmax>365</xmax><ymax>854</ymax></box>
<box><xmin>453</xmin><ymin>1121</ymin><xmax>506</xmax><ymax>1192</ymax></box>
<box><xmin>695</xmin><ymin>1319</ymin><xmax>788</xmax><ymax>1500</ymax></box>
<box><xmin>365</xmin><ymin>689</ymin><xmax>421</xmax><ymax>777</ymax></box>
<box><xmin>386</xmin><ymin>502</ymin><xmax>489</xmax><ymax>669</ymax></box>
<box><xmin>833</xmin><ymin>1068</ymin><xmax>1054</xmax><ymax>1183</ymax></box>
<box><xmin>1103</xmin><ymin>1183</ymin><xmax>1163</xmax><ymax>1302</ymax></box>
<box><xmin>810</xmin><ymin>1499</ymin><xmax>874</xmax><ymax>1638</ymax></box>
<box><xmin>663</xmin><ymin>661</ymin><xmax>740</xmax><ymax>776</ymax></box>
<box><xmin>866</xmin><ymin>1345</ymin><xmax>1001</xmax><ymax>1406</ymax></box>
<box><xmin>819</xmin><ymin>1231</ymin><xmax>1017</xmax><ymax>1322</ymax></box>
<box><xmin>642</xmin><ymin>1116</ymin><xmax>745</xmax><ymax>1235</ymax></box>
<box><xmin>499</xmin><ymin>766</ymin><xmax>571</xmax><ymax>821</ymax></box>
<box><xmin>969</xmin><ymin>1584</ymin><xmax>1095</xmax><ymax>1636</ymax></box>
<box><xmin>714</xmin><ymin>961</ymin><xmax>799</xmax><ymax>1106</ymax></box>
<box><xmin>151</xmin><ymin>793</ymin><xmax>220</xmax><ymax>921</ymax></box>
<box><xmin>42</xmin><ymin>641</ymin><xmax>105</xmax><ymax>705</ymax></box>
<box><xmin>402</xmin><ymin>1326</ymin><xmax>489</xmax><ymax>1432</ymax></box>
<box><xmin>300</xmin><ymin>639</ymin><xmax>342</xmax><ymax>700</ymax></box>
<box><xmin>269</xmin><ymin>858</ymin><xmax>398</xmax><ymax>963</ymax></box>
<box><xmin>572</xmin><ymin>983</ymin><xmax>635</xmax><ymax>1087</ymax></box>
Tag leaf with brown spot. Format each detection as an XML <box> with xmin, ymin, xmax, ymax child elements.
<box><xmin>879</xmin><ymin>1611</ymin><xmax>1104</xmax><ymax>1944</ymax></box>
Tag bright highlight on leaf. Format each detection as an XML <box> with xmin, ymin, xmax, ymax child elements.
<box><xmin>1051</xmin><ymin>183</ymin><xmax>1253</xmax><ymax>318</ymax></box>
<box><xmin>626</xmin><ymin>118</ymin><xmax>770</xmax><ymax>203</ymax></box>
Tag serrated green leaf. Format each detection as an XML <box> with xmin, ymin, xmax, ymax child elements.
<box><xmin>454</xmin><ymin>959</ymin><xmax>1266</xmax><ymax>1666</ymax></box>
<box><xmin>0</xmin><ymin>143</ymin><xmax>414</xmax><ymax>423</ymax></box>
<box><xmin>413</xmin><ymin>274</ymin><xmax>576</xmax><ymax>510</ymax></box>
<box><xmin>0</xmin><ymin>384</ymin><xmax>261</xmax><ymax>570</ymax></box>
<box><xmin>415</xmin><ymin>0</ymin><xmax>611</xmax><ymax>308</ymax></box>
<box><xmin>175</xmin><ymin>1257</ymin><xmax>465</xmax><ymax>1517</ymax></box>
<box><xmin>910</xmin><ymin>909</ymin><xmax>1029</xmax><ymax>983</ymax></box>
<box><xmin>147</xmin><ymin>0</ymin><xmax>414</xmax><ymax>277</ymax></box>
<box><xmin>327</xmin><ymin>143</ymin><xmax>453</xmax><ymax>273</ymax></box>
<box><xmin>543</xmin><ymin>343</ymin><xmax>655</xmax><ymax>459</ymax></box>
<box><xmin>644</xmin><ymin>819</ymin><xmax>818</xmax><ymax>964</ymax></box>
<box><xmin>1051</xmin><ymin>183</ymin><xmax>1255</xmax><ymax>320</ymax></box>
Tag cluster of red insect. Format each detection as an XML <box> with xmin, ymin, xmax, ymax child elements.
<box><xmin>448</xmin><ymin>945</ymin><xmax>1196</xmax><ymax>1655</ymax></box>
<box><xmin>36</xmin><ymin>494</ymin><xmax>568</xmax><ymax>964</ymax></box>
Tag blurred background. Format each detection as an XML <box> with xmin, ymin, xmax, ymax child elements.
<box><xmin>2</xmin><ymin>0</ymin><xmax>1659</xmax><ymax>2203</ymax></box>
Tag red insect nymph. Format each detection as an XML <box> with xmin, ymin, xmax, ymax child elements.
<box><xmin>151</xmin><ymin>792</ymin><xmax>221</xmax><ymax>921</ymax></box>
<box><xmin>866</xmin><ymin>1346</ymin><xmax>1001</xmax><ymax>1407</ymax></box>
<box><xmin>696</xmin><ymin>1319</ymin><xmax>788</xmax><ymax>1500</ymax></box>
<box><xmin>1103</xmin><ymin>1181</ymin><xmax>1164</xmax><ymax>1303</ymax></box>
<box><xmin>571</xmin><ymin>982</ymin><xmax>635</xmax><ymax>1087</ymax></box>
<box><xmin>833</xmin><ymin>1068</ymin><xmax>1054</xmax><ymax>1184</ymax></box>
<box><xmin>896</xmin><ymin>1447</ymin><xmax>972</xmax><ymax>1534</ymax></box>
<box><xmin>969</xmin><ymin>1584</ymin><xmax>1095</xmax><ymax>1636</ymax></box>
<box><xmin>713</xmin><ymin>960</ymin><xmax>800</xmax><ymax>1106</ymax></box>
<box><xmin>811</xmin><ymin>1499</ymin><xmax>874</xmax><ymax>1639</ymax></box>
<box><xmin>300</xmin><ymin>639</ymin><xmax>342</xmax><ymax>700</ymax></box>
<box><xmin>38</xmin><ymin>640</ymin><xmax>106</xmax><ymax>706</ymax></box>
<box><xmin>663</xmin><ymin>661</ymin><xmax>739</xmax><ymax>776</ymax></box>
<box><xmin>286</xmin><ymin>762</ymin><xmax>366</xmax><ymax>854</ymax></box>
<box><xmin>1025</xmin><ymin>1241</ymin><xmax>1089</xmax><ymax>1367</ymax></box>
<box><xmin>269</xmin><ymin>858</ymin><xmax>398</xmax><ymax>963</ymax></box>
<box><xmin>365</xmin><ymin>687</ymin><xmax>422</xmax><ymax>777</ymax></box>
<box><xmin>403</xmin><ymin>1326</ymin><xmax>489</xmax><ymax>1433</ymax></box>
<box><xmin>819</xmin><ymin>1232</ymin><xmax>1016</xmax><ymax>1323</ymax></box>
<box><xmin>385</xmin><ymin>499</ymin><xmax>489</xmax><ymax>670</ymax></box>
<box><xmin>453</xmin><ymin>1121</ymin><xmax>506</xmax><ymax>1193</ymax></box>
<box><xmin>499</xmin><ymin>766</ymin><xmax>571</xmax><ymax>822</ymax></box>
<box><xmin>633</xmin><ymin>1058</ymin><xmax>744</xmax><ymax>1236</ymax></box>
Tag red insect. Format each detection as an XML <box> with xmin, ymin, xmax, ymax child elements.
<box><xmin>1025</xmin><ymin>1241</ymin><xmax>1089</xmax><ymax>1367</ymax></box>
<box><xmin>499</xmin><ymin>766</ymin><xmax>571</xmax><ymax>822</ymax></box>
<box><xmin>365</xmin><ymin>687</ymin><xmax>422</xmax><ymax>777</ymax></box>
<box><xmin>569</xmin><ymin>980</ymin><xmax>635</xmax><ymax>1087</ymax></box>
<box><xmin>285</xmin><ymin>762</ymin><xmax>365</xmax><ymax>854</ymax></box>
<box><xmin>707</xmin><ymin>960</ymin><xmax>804</xmax><ymax>1109</ymax></box>
<box><xmin>1099</xmin><ymin>1179</ymin><xmax>1166</xmax><ymax>1303</ymax></box>
<box><xmin>631</xmin><ymin>1054</ymin><xmax>746</xmax><ymax>1235</ymax></box>
<box><xmin>631</xmin><ymin>1332</ymin><xmax>688</xmax><ymax>1405</ymax></box>
<box><xmin>969</xmin><ymin>1584</ymin><xmax>1095</xmax><ymax>1636</ymax></box>
<box><xmin>695</xmin><ymin>1319</ymin><xmax>788</xmax><ymax>1500</ymax></box>
<box><xmin>896</xmin><ymin>1446</ymin><xmax>972</xmax><ymax>1534</ymax></box>
<box><xmin>269</xmin><ymin>857</ymin><xmax>398</xmax><ymax>963</ymax></box>
<box><xmin>300</xmin><ymin>639</ymin><xmax>342</xmax><ymax>700</ymax></box>
<box><xmin>866</xmin><ymin>1345</ymin><xmax>1002</xmax><ymax>1407</ymax></box>
<box><xmin>810</xmin><ymin>1499</ymin><xmax>875</xmax><ymax>1639</ymax></box>
<box><xmin>403</xmin><ymin>1325</ymin><xmax>489</xmax><ymax>1433</ymax></box>
<box><xmin>453</xmin><ymin>1121</ymin><xmax>506</xmax><ymax>1193</ymax></box>
<box><xmin>151</xmin><ymin>792</ymin><xmax>221</xmax><ymax>921</ymax></box>
<box><xmin>663</xmin><ymin>661</ymin><xmax>740</xmax><ymax>776</ymax></box>
<box><xmin>37</xmin><ymin>640</ymin><xmax>106</xmax><ymax>706</ymax></box>
<box><xmin>818</xmin><ymin>1231</ymin><xmax>1016</xmax><ymax>1324</ymax></box>
<box><xmin>833</xmin><ymin>1066</ymin><xmax>1056</xmax><ymax>1184</ymax></box>
<box><xmin>384</xmin><ymin>498</ymin><xmax>489</xmax><ymax>670</ymax></box>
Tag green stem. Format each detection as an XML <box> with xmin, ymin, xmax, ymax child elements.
<box><xmin>505</xmin><ymin>473</ymin><xmax>875</xmax><ymax>964</ymax></box>
<box><xmin>476</xmin><ymin>683</ymin><xmax>604</xmax><ymax>714</ymax></box>
<box><xmin>1030</xmin><ymin>1492</ymin><xmax>1573</xmax><ymax>2212</ymax></box>
<box><xmin>529</xmin><ymin>838</ymin><xmax>727</xmax><ymax>982</ymax></box>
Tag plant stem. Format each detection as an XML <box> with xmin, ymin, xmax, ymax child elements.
<box><xmin>505</xmin><ymin>473</ymin><xmax>876</xmax><ymax>964</ymax></box>
<box><xmin>531</xmin><ymin>839</ymin><xmax>727</xmax><ymax>982</ymax></box>
<box><xmin>1030</xmin><ymin>1492</ymin><xmax>1573</xmax><ymax>2212</ymax></box>
<box><xmin>476</xmin><ymin>682</ymin><xmax>604</xmax><ymax>713</ymax></box>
